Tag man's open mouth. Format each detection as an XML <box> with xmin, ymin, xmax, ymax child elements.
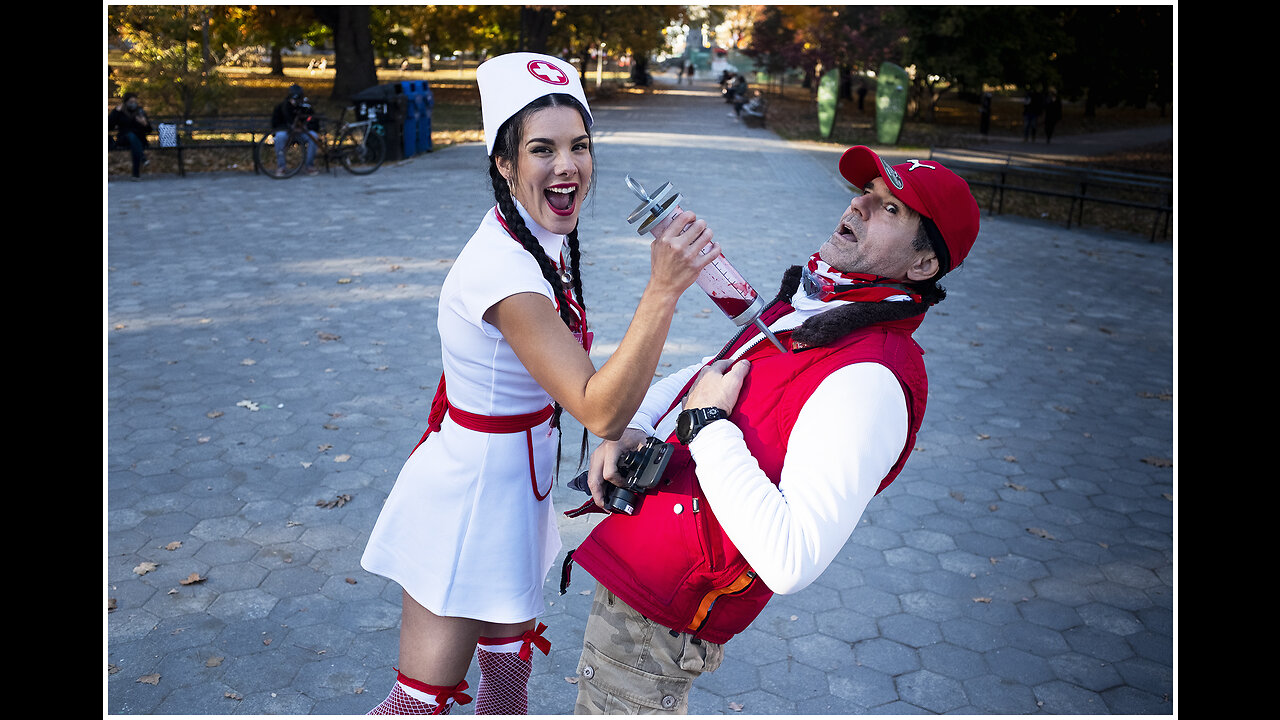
<box><xmin>545</xmin><ymin>184</ymin><xmax>578</xmax><ymax>216</ymax></box>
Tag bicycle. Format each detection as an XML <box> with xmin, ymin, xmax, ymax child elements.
<box><xmin>257</xmin><ymin>105</ymin><xmax>386</xmax><ymax>178</ymax></box>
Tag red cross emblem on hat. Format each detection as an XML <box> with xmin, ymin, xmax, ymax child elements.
<box><xmin>527</xmin><ymin>59</ymin><xmax>569</xmax><ymax>85</ymax></box>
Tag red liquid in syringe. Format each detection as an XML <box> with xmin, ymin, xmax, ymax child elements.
<box><xmin>650</xmin><ymin>205</ymin><xmax>763</xmax><ymax>327</ymax></box>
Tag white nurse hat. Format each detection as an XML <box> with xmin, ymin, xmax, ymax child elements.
<box><xmin>477</xmin><ymin>52</ymin><xmax>593</xmax><ymax>156</ymax></box>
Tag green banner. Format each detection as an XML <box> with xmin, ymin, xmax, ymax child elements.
<box><xmin>874</xmin><ymin>62</ymin><xmax>910</xmax><ymax>145</ymax></box>
<box><xmin>817</xmin><ymin>71</ymin><xmax>839</xmax><ymax>139</ymax></box>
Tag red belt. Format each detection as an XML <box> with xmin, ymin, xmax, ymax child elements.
<box><xmin>414</xmin><ymin>373</ymin><xmax>555</xmax><ymax>501</ymax></box>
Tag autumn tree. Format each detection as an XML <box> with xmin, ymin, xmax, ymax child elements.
<box><xmin>108</xmin><ymin>5</ymin><xmax>233</xmax><ymax>117</ymax></box>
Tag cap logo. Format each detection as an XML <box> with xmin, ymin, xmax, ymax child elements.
<box><xmin>527</xmin><ymin>60</ymin><xmax>569</xmax><ymax>86</ymax></box>
<box><xmin>881</xmin><ymin>161</ymin><xmax>905</xmax><ymax>190</ymax></box>
<box><xmin>906</xmin><ymin>159</ymin><xmax>936</xmax><ymax>172</ymax></box>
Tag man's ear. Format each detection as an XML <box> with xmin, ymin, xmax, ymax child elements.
<box><xmin>906</xmin><ymin>252</ymin><xmax>939</xmax><ymax>283</ymax></box>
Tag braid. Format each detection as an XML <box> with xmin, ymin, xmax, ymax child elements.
<box><xmin>567</xmin><ymin>229</ymin><xmax>585</xmax><ymax>311</ymax></box>
<box><xmin>488</xmin><ymin>161</ymin><xmax>576</xmax><ymax>329</ymax></box>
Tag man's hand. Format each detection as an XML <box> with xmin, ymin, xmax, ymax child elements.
<box><xmin>587</xmin><ymin>428</ymin><xmax>649</xmax><ymax>509</ymax></box>
<box><xmin>683</xmin><ymin>359</ymin><xmax>751</xmax><ymax>414</ymax></box>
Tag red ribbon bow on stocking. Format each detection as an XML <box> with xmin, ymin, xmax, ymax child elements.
<box><xmin>518</xmin><ymin>622</ymin><xmax>552</xmax><ymax>661</ymax></box>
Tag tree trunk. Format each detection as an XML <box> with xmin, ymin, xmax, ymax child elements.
<box><xmin>315</xmin><ymin>6</ymin><xmax>378</xmax><ymax>100</ymax></box>
<box><xmin>520</xmin><ymin>6</ymin><xmax>555</xmax><ymax>53</ymax></box>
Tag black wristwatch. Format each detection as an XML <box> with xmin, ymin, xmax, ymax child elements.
<box><xmin>676</xmin><ymin>407</ymin><xmax>730</xmax><ymax>444</ymax></box>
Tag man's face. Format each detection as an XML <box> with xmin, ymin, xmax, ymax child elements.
<box><xmin>819</xmin><ymin>177</ymin><xmax>933</xmax><ymax>281</ymax></box>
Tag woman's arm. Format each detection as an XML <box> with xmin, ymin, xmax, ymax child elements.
<box><xmin>484</xmin><ymin>210</ymin><xmax>718</xmax><ymax>440</ymax></box>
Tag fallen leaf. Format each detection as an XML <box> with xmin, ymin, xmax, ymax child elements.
<box><xmin>206</xmin><ymin>656</ymin><xmax>224</xmax><ymax>667</ymax></box>
<box><xmin>949</xmin><ymin>491</ymin><xmax>966</xmax><ymax>503</ymax></box>
<box><xmin>1141</xmin><ymin>456</ymin><xmax>1173</xmax><ymax>468</ymax></box>
<box><xmin>977</xmin><ymin>433</ymin><xmax>990</xmax><ymax>440</ymax></box>
<box><xmin>263</xmin><ymin>638</ymin><xmax>272</xmax><ymax>646</ymax></box>
<box><xmin>1003</xmin><ymin>455</ymin><xmax>1018</xmax><ymax>462</ymax></box>
<box><xmin>1026</xmin><ymin>527</ymin><xmax>1057</xmax><ymax>540</ymax></box>
<box><xmin>729</xmin><ymin>702</ymin><xmax>745</xmax><ymax>712</ymax></box>
<box><xmin>236</xmin><ymin>400</ymin><xmax>260</xmax><ymax>412</ymax></box>
<box><xmin>972</xmin><ymin>597</ymin><xmax>992</xmax><ymax>603</ymax></box>
<box><xmin>137</xmin><ymin>674</ymin><xmax>161</xmax><ymax>685</ymax></box>
<box><xmin>317</xmin><ymin>332</ymin><xmax>341</xmax><ymax>342</ymax></box>
<box><xmin>164</xmin><ymin>541</ymin><xmax>182</xmax><ymax>551</ymax></box>
<box><xmin>225</xmin><ymin>691</ymin><xmax>243</xmax><ymax>701</ymax></box>
<box><xmin>180</xmin><ymin>572</ymin><xmax>206</xmax><ymax>585</ymax></box>
<box><xmin>207</xmin><ymin>410</ymin><xmax>224</xmax><ymax>419</ymax></box>
<box><xmin>355</xmin><ymin>688</ymin><xmax>366</xmax><ymax>695</ymax></box>
<box><xmin>334</xmin><ymin>454</ymin><xmax>351</xmax><ymax>463</ymax></box>
<box><xmin>346</xmin><ymin>578</ymin><xmax>358</xmax><ymax>584</ymax></box>
<box><xmin>241</xmin><ymin>358</ymin><xmax>256</xmax><ymax>366</ymax></box>
<box><xmin>337</xmin><ymin>278</ymin><xmax>352</xmax><ymax>284</ymax></box>
<box><xmin>1005</xmin><ymin>481</ymin><xmax>1026</xmax><ymax>491</ymax></box>
<box><xmin>317</xmin><ymin>444</ymin><xmax>333</xmax><ymax>451</ymax></box>
<box><xmin>134</xmin><ymin>561</ymin><xmax>158</xmax><ymax>576</ymax></box>
<box><xmin>317</xmin><ymin>494</ymin><xmax>353</xmax><ymax>509</ymax></box>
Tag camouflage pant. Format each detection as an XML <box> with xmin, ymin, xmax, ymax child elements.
<box><xmin>574</xmin><ymin>582</ymin><xmax>724</xmax><ymax>714</ymax></box>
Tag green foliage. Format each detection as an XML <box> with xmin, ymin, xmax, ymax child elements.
<box><xmin>109</xmin><ymin>5</ymin><xmax>233</xmax><ymax>117</ymax></box>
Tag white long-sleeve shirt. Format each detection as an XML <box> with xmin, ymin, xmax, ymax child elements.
<box><xmin>630</xmin><ymin>294</ymin><xmax>912</xmax><ymax>595</ymax></box>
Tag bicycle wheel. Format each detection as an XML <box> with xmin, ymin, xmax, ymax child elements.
<box><xmin>338</xmin><ymin>126</ymin><xmax>386</xmax><ymax>175</ymax></box>
<box><xmin>257</xmin><ymin>131</ymin><xmax>306</xmax><ymax>178</ymax></box>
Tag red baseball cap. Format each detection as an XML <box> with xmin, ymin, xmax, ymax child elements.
<box><xmin>838</xmin><ymin>146</ymin><xmax>980</xmax><ymax>274</ymax></box>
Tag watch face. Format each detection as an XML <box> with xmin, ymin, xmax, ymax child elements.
<box><xmin>677</xmin><ymin>410</ymin><xmax>693</xmax><ymax>441</ymax></box>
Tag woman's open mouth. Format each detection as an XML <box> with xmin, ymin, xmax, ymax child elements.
<box><xmin>545</xmin><ymin>184</ymin><xmax>578</xmax><ymax>217</ymax></box>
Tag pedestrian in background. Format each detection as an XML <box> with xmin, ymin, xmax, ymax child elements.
<box><xmin>108</xmin><ymin>92</ymin><xmax>153</xmax><ymax>180</ymax></box>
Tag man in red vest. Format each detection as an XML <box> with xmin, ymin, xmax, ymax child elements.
<box><xmin>565</xmin><ymin>146</ymin><xmax>981</xmax><ymax>714</ymax></box>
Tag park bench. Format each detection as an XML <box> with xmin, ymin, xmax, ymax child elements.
<box><xmin>110</xmin><ymin>115</ymin><xmax>269</xmax><ymax>177</ymax></box>
<box><xmin>928</xmin><ymin>147</ymin><xmax>1172</xmax><ymax>241</ymax></box>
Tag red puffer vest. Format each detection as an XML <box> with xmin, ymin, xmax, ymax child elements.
<box><xmin>570</xmin><ymin>300</ymin><xmax>929</xmax><ymax>644</ymax></box>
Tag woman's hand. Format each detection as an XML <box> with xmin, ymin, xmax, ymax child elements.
<box><xmin>646</xmin><ymin>210</ymin><xmax>720</xmax><ymax>299</ymax></box>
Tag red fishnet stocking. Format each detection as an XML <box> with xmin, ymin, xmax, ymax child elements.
<box><xmin>475</xmin><ymin>644</ymin><xmax>532</xmax><ymax>715</ymax></box>
<box><xmin>368</xmin><ymin>671</ymin><xmax>470</xmax><ymax>715</ymax></box>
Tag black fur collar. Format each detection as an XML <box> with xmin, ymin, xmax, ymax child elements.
<box><xmin>774</xmin><ymin>265</ymin><xmax>942</xmax><ymax>349</ymax></box>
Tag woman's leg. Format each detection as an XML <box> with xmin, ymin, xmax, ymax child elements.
<box><xmin>370</xmin><ymin>590</ymin><xmax>536</xmax><ymax>714</ymax></box>
<box><xmin>474</xmin><ymin>619</ymin><xmax>548</xmax><ymax>714</ymax></box>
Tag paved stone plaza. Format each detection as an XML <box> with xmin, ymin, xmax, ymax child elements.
<box><xmin>106</xmin><ymin>77</ymin><xmax>1175</xmax><ymax>715</ymax></box>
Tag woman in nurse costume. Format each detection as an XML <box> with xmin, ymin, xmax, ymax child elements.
<box><xmin>362</xmin><ymin>52</ymin><xmax>719</xmax><ymax>715</ymax></box>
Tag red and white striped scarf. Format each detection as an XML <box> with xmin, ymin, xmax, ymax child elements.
<box><xmin>802</xmin><ymin>253</ymin><xmax>923</xmax><ymax>304</ymax></box>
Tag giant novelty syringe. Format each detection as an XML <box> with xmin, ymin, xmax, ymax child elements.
<box><xmin>625</xmin><ymin>175</ymin><xmax>785</xmax><ymax>352</ymax></box>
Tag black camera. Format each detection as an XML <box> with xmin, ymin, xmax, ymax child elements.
<box><xmin>605</xmin><ymin>436</ymin><xmax>674</xmax><ymax>515</ymax></box>
<box><xmin>569</xmin><ymin>436</ymin><xmax>674</xmax><ymax>516</ymax></box>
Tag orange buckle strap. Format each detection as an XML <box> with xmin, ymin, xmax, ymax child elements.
<box><xmin>686</xmin><ymin>570</ymin><xmax>757</xmax><ymax>634</ymax></box>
